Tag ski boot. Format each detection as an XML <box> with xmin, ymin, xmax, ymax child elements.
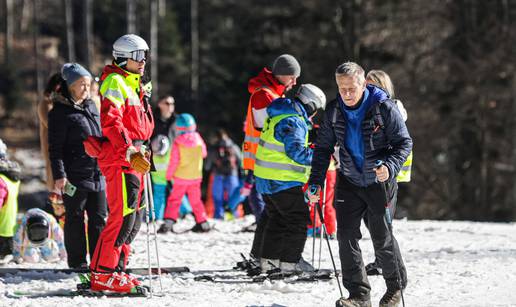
<box><xmin>379</xmin><ymin>288</ymin><xmax>402</xmax><ymax>307</ymax></box>
<box><xmin>118</xmin><ymin>271</ymin><xmax>142</xmax><ymax>286</ymax></box>
<box><xmin>157</xmin><ymin>219</ymin><xmax>176</xmax><ymax>233</ymax></box>
<box><xmin>90</xmin><ymin>271</ymin><xmax>143</xmax><ymax>294</ymax></box>
<box><xmin>335</xmin><ymin>295</ymin><xmax>372</xmax><ymax>307</ymax></box>
<box><xmin>279</xmin><ymin>257</ymin><xmax>315</xmax><ymax>274</ymax></box>
<box><xmin>191</xmin><ymin>221</ymin><xmax>211</xmax><ymax>233</ymax></box>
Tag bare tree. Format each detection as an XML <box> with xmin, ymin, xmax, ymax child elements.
<box><xmin>149</xmin><ymin>0</ymin><xmax>158</xmax><ymax>102</ymax></box>
<box><xmin>63</xmin><ymin>0</ymin><xmax>75</xmax><ymax>61</ymax></box>
<box><xmin>83</xmin><ymin>0</ymin><xmax>93</xmax><ymax>70</ymax></box>
<box><xmin>33</xmin><ymin>0</ymin><xmax>42</xmax><ymax>102</ymax></box>
<box><xmin>127</xmin><ymin>0</ymin><xmax>136</xmax><ymax>34</ymax></box>
<box><xmin>5</xmin><ymin>0</ymin><xmax>14</xmax><ymax>65</ymax></box>
<box><xmin>191</xmin><ymin>0</ymin><xmax>199</xmax><ymax>109</ymax></box>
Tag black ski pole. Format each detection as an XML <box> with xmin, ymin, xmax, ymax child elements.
<box><xmin>313</xmin><ymin>195</ymin><xmax>343</xmax><ymax>298</ymax></box>
<box><xmin>376</xmin><ymin>160</ymin><xmax>405</xmax><ymax>307</ymax></box>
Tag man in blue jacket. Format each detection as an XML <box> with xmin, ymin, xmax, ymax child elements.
<box><xmin>254</xmin><ymin>84</ymin><xmax>326</xmax><ymax>273</ymax></box>
<box><xmin>307</xmin><ymin>62</ymin><xmax>412</xmax><ymax>307</ymax></box>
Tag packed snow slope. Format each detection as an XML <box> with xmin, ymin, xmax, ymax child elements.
<box><xmin>1</xmin><ymin>216</ymin><xmax>515</xmax><ymax>307</ymax></box>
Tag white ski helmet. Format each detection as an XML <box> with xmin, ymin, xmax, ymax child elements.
<box><xmin>295</xmin><ymin>84</ymin><xmax>327</xmax><ymax>111</ymax></box>
<box><xmin>151</xmin><ymin>135</ymin><xmax>170</xmax><ymax>156</ymax></box>
<box><xmin>112</xmin><ymin>34</ymin><xmax>149</xmax><ymax>64</ymax></box>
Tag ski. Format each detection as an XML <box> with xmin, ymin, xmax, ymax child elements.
<box><xmin>193</xmin><ymin>269</ymin><xmax>334</xmax><ymax>284</ymax></box>
<box><xmin>0</xmin><ymin>266</ymin><xmax>190</xmax><ymax>276</ymax></box>
<box><xmin>6</xmin><ymin>286</ymin><xmax>150</xmax><ymax>299</ymax></box>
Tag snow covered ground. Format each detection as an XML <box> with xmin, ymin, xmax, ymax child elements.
<box><xmin>1</xmin><ymin>215</ymin><xmax>515</xmax><ymax>307</ymax></box>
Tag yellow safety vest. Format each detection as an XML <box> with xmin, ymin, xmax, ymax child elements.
<box><xmin>0</xmin><ymin>174</ymin><xmax>20</xmax><ymax>237</ymax></box>
<box><xmin>254</xmin><ymin>114</ymin><xmax>310</xmax><ymax>183</ymax></box>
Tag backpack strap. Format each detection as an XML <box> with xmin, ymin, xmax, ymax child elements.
<box><xmin>331</xmin><ymin>101</ymin><xmax>338</xmax><ymax>128</ymax></box>
<box><xmin>374</xmin><ymin>103</ymin><xmax>385</xmax><ymax>130</ymax></box>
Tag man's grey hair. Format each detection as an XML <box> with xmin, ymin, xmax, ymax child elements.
<box><xmin>335</xmin><ymin>62</ymin><xmax>365</xmax><ymax>83</ymax></box>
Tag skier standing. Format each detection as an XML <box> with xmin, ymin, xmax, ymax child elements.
<box><xmin>306</xmin><ymin>62</ymin><xmax>412</xmax><ymax>307</ymax></box>
<box><xmin>88</xmin><ymin>34</ymin><xmax>154</xmax><ymax>293</ymax></box>
<box><xmin>158</xmin><ymin>113</ymin><xmax>210</xmax><ymax>233</ymax></box>
<box><xmin>254</xmin><ymin>84</ymin><xmax>326</xmax><ymax>272</ymax></box>
<box><xmin>241</xmin><ymin>54</ymin><xmax>301</xmax><ymax>264</ymax></box>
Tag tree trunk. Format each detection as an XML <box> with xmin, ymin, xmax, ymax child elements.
<box><xmin>127</xmin><ymin>0</ymin><xmax>136</xmax><ymax>34</ymax></box>
<box><xmin>82</xmin><ymin>0</ymin><xmax>93</xmax><ymax>70</ymax></box>
<box><xmin>5</xmin><ymin>0</ymin><xmax>14</xmax><ymax>65</ymax></box>
<box><xmin>149</xmin><ymin>0</ymin><xmax>158</xmax><ymax>104</ymax></box>
<box><xmin>512</xmin><ymin>74</ymin><xmax>516</xmax><ymax>220</ymax></box>
<box><xmin>191</xmin><ymin>0</ymin><xmax>199</xmax><ymax>110</ymax></box>
<box><xmin>33</xmin><ymin>0</ymin><xmax>42</xmax><ymax>103</ymax></box>
<box><xmin>63</xmin><ymin>0</ymin><xmax>75</xmax><ymax>61</ymax></box>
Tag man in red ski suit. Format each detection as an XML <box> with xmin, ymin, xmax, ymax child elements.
<box><xmin>88</xmin><ymin>34</ymin><xmax>154</xmax><ymax>293</ymax></box>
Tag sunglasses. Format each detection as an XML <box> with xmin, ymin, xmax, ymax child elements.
<box><xmin>130</xmin><ymin>50</ymin><xmax>148</xmax><ymax>63</ymax></box>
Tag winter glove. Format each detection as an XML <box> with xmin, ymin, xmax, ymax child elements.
<box><xmin>129</xmin><ymin>151</ymin><xmax>151</xmax><ymax>174</ymax></box>
<box><xmin>83</xmin><ymin>136</ymin><xmax>103</xmax><ymax>158</ymax></box>
<box><xmin>304</xmin><ymin>184</ymin><xmax>321</xmax><ymax>205</ymax></box>
<box><xmin>240</xmin><ymin>182</ymin><xmax>253</xmax><ymax>197</ymax></box>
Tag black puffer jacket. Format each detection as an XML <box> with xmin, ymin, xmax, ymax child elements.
<box><xmin>308</xmin><ymin>97</ymin><xmax>412</xmax><ymax>188</ymax></box>
<box><xmin>48</xmin><ymin>93</ymin><xmax>105</xmax><ymax>192</ymax></box>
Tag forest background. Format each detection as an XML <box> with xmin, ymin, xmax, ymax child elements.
<box><xmin>0</xmin><ymin>0</ymin><xmax>515</xmax><ymax>221</ymax></box>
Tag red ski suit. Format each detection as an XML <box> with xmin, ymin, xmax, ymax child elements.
<box><xmin>90</xmin><ymin>64</ymin><xmax>154</xmax><ymax>273</ymax></box>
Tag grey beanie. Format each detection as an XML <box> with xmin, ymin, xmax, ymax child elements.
<box><xmin>272</xmin><ymin>54</ymin><xmax>301</xmax><ymax>77</ymax></box>
<box><xmin>61</xmin><ymin>63</ymin><xmax>92</xmax><ymax>87</ymax></box>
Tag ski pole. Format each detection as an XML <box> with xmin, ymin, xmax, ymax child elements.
<box><xmin>146</xmin><ymin>173</ymin><xmax>163</xmax><ymax>292</ymax></box>
<box><xmin>318</xmin><ymin>178</ymin><xmax>327</xmax><ymax>270</ymax></box>
<box><xmin>142</xmin><ymin>173</ymin><xmax>153</xmax><ymax>297</ymax></box>
<box><xmin>376</xmin><ymin>160</ymin><xmax>405</xmax><ymax>307</ymax></box>
<box><xmin>311</xmin><ymin>196</ymin><xmax>317</xmax><ymax>268</ymax></box>
<box><xmin>313</xmin><ymin>195</ymin><xmax>343</xmax><ymax>297</ymax></box>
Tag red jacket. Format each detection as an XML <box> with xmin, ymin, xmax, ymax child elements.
<box><xmin>248</xmin><ymin>68</ymin><xmax>286</xmax><ymax>111</ymax></box>
<box><xmin>97</xmin><ymin>64</ymin><xmax>154</xmax><ymax>168</ymax></box>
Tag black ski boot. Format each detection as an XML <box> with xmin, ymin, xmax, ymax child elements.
<box><xmin>191</xmin><ymin>221</ymin><xmax>211</xmax><ymax>233</ymax></box>
<box><xmin>379</xmin><ymin>288</ymin><xmax>402</xmax><ymax>307</ymax></box>
<box><xmin>365</xmin><ymin>261</ymin><xmax>382</xmax><ymax>276</ymax></box>
<box><xmin>335</xmin><ymin>296</ymin><xmax>372</xmax><ymax>307</ymax></box>
<box><xmin>157</xmin><ymin>219</ymin><xmax>176</xmax><ymax>233</ymax></box>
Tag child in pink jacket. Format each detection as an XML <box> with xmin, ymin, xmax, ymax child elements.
<box><xmin>158</xmin><ymin>113</ymin><xmax>210</xmax><ymax>233</ymax></box>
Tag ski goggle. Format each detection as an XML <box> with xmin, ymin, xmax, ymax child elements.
<box><xmin>130</xmin><ymin>49</ymin><xmax>148</xmax><ymax>62</ymax></box>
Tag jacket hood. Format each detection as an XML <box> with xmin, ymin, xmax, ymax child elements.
<box><xmin>174</xmin><ymin>132</ymin><xmax>203</xmax><ymax>148</ymax></box>
<box><xmin>267</xmin><ymin>98</ymin><xmax>309</xmax><ymax>121</ymax></box>
<box><xmin>366</xmin><ymin>84</ymin><xmax>388</xmax><ymax>104</ymax></box>
<box><xmin>248</xmin><ymin>68</ymin><xmax>286</xmax><ymax>96</ymax></box>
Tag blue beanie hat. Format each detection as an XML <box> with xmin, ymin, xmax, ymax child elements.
<box><xmin>61</xmin><ymin>63</ymin><xmax>92</xmax><ymax>87</ymax></box>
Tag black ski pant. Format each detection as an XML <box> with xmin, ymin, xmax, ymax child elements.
<box><xmin>0</xmin><ymin>236</ymin><xmax>13</xmax><ymax>258</ymax></box>
<box><xmin>63</xmin><ymin>189</ymin><xmax>107</xmax><ymax>268</ymax></box>
<box><xmin>335</xmin><ymin>174</ymin><xmax>407</xmax><ymax>299</ymax></box>
<box><xmin>250</xmin><ymin>209</ymin><xmax>268</xmax><ymax>258</ymax></box>
<box><xmin>260</xmin><ymin>186</ymin><xmax>310</xmax><ymax>263</ymax></box>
